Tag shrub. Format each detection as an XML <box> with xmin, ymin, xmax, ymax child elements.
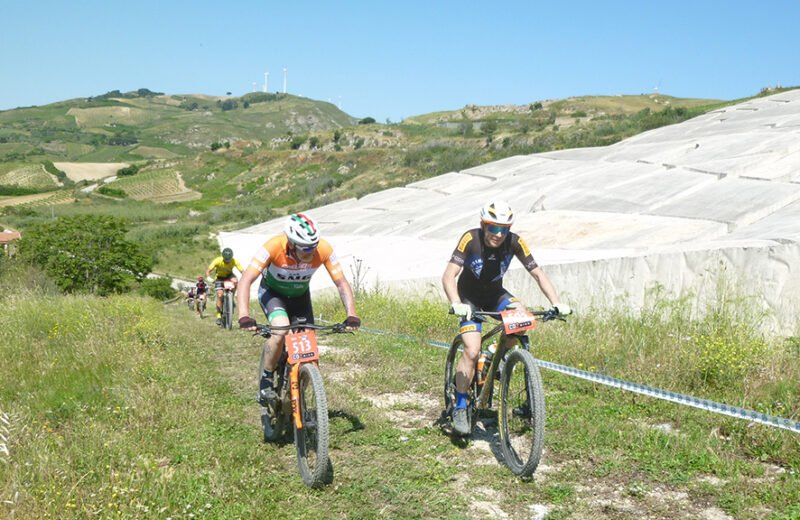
<box><xmin>20</xmin><ymin>215</ymin><xmax>152</xmax><ymax>295</ymax></box>
<box><xmin>139</xmin><ymin>277</ymin><xmax>175</xmax><ymax>300</ymax></box>
<box><xmin>358</xmin><ymin>117</ymin><xmax>376</xmax><ymax>125</ymax></box>
<box><xmin>117</xmin><ymin>164</ymin><xmax>140</xmax><ymax>177</ymax></box>
<box><xmin>96</xmin><ymin>185</ymin><xmax>128</xmax><ymax>198</ymax></box>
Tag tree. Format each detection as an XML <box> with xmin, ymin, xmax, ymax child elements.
<box><xmin>358</xmin><ymin>117</ymin><xmax>376</xmax><ymax>125</ymax></box>
<box><xmin>20</xmin><ymin>215</ymin><xmax>152</xmax><ymax>295</ymax></box>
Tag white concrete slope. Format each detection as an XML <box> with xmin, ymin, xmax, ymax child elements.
<box><xmin>222</xmin><ymin>90</ymin><xmax>800</xmax><ymax>334</ymax></box>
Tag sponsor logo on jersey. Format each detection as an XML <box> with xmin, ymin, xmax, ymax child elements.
<box><xmin>519</xmin><ymin>237</ymin><xmax>531</xmax><ymax>257</ymax></box>
<box><xmin>457</xmin><ymin>232</ymin><xmax>472</xmax><ymax>253</ymax></box>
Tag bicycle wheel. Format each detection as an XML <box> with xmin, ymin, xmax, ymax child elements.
<box><xmin>443</xmin><ymin>336</ymin><xmax>478</xmax><ymax>434</ymax></box>
<box><xmin>294</xmin><ymin>363</ymin><xmax>331</xmax><ymax>488</ymax></box>
<box><xmin>498</xmin><ymin>348</ymin><xmax>545</xmax><ymax>477</ymax></box>
<box><xmin>223</xmin><ymin>291</ymin><xmax>233</xmax><ymax>329</ymax></box>
<box><xmin>187</xmin><ymin>298</ymin><xmax>194</xmax><ymax>311</ymax></box>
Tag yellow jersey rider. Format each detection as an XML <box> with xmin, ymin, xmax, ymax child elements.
<box><xmin>206</xmin><ymin>247</ymin><xmax>244</xmax><ymax>325</ymax></box>
<box><xmin>237</xmin><ymin>213</ymin><xmax>360</xmax><ymax>409</ymax></box>
<box><xmin>442</xmin><ymin>199</ymin><xmax>572</xmax><ymax>436</ymax></box>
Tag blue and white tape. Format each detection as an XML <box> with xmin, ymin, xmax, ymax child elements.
<box><xmin>337</xmin><ymin>322</ymin><xmax>800</xmax><ymax>434</ymax></box>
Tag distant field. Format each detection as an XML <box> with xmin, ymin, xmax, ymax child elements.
<box><xmin>0</xmin><ymin>189</ymin><xmax>74</xmax><ymax>207</ymax></box>
<box><xmin>0</xmin><ymin>164</ymin><xmax>58</xmax><ymax>188</ymax></box>
<box><xmin>53</xmin><ymin>162</ymin><xmax>129</xmax><ymax>181</ymax></box>
<box><xmin>66</xmin><ymin>106</ymin><xmax>154</xmax><ymax>127</ymax></box>
<box><xmin>110</xmin><ymin>169</ymin><xmax>200</xmax><ymax>202</ymax></box>
<box><xmin>132</xmin><ymin>145</ymin><xmax>179</xmax><ymax>159</ymax></box>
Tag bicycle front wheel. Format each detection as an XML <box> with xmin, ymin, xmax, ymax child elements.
<box><xmin>498</xmin><ymin>348</ymin><xmax>545</xmax><ymax>477</ymax></box>
<box><xmin>294</xmin><ymin>363</ymin><xmax>331</xmax><ymax>488</ymax></box>
<box><xmin>223</xmin><ymin>291</ymin><xmax>233</xmax><ymax>329</ymax></box>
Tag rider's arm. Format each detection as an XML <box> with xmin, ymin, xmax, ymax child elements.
<box><xmin>442</xmin><ymin>262</ymin><xmax>463</xmax><ymax>304</ymax></box>
<box><xmin>234</xmin><ymin>259</ymin><xmax>244</xmax><ymax>275</ymax></box>
<box><xmin>528</xmin><ymin>266</ymin><xmax>561</xmax><ymax>306</ymax></box>
<box><xmin>320</xmin><ymin>242</ymin><xmax>357</xmax><ymax>318</ymax></box>
<box><xmin>236</xmin><ymin>265</ymin><xmax>261</xmax><ymax>323</ymax></box>
<box><xmin>333</xmin><ymin>276</ymin><xmax>358</xmax><ymax>317</ymax></box>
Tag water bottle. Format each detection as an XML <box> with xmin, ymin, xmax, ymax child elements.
<box><xmin>476</xmin><ymin>353</ymin><xmax>487</xmax><ymax>387</ymax></box>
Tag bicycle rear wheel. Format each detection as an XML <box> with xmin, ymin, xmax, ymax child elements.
<box><xmin>443</xmin><ymin>336</ymin><xmax>478</xmax><ymax>434</ymax></box>
<box><xmin>294</xmin><ymin>363</ymin><xmax>331</xmax><ymax>488</ymax></box>
<box><xmin>498</xmin><ymin>348</ymin><xmax>545</xmax><ymax>477</ymax></box>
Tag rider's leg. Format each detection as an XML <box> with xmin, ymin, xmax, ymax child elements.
<box><xmin>455</xmin><ymin>330</ymin><xmax>481</xmax><ymax>406</ymax></box>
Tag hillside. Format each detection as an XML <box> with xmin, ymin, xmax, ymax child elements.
<box><xmin>1</xmin><ymin>87</ymin><xmax>772</xmax><ymax>279</ymax></box>
<box><xmin>0</xmin><ymin>88</ymin><xmax>355</xmax><ymax>164</ymax></box>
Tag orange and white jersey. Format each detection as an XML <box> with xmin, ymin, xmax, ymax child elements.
<box><xmin>247</xmin><ymin>235</ymin><xmax>344</xmax><ymax>297</ymax></box>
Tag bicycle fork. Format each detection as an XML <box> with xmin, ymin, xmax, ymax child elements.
<box><xmin>290</xmin><ymin>363</ymin><xmax>303</xmax><ymax>429</ymax></box>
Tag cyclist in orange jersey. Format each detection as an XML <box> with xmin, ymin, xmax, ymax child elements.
<box><xmin>237</xmin><ymin>213</ymin><xmax>360</xmax><ymax>406</ymax></box>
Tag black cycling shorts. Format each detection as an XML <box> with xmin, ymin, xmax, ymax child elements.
<box><xmin>257</xmin><ymin>286</ymin><xmax>314</xmax><ymax>324</ymax></box>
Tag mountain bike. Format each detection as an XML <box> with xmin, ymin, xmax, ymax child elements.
<box><xmin>216</xmin><ymin>280</ymin><xmax>236</xmax><ymax>329</ymax></box>
<box><xmin>253</xmin><ymin>319</ymin><xmax>353</xmax><ymax>488</ymax></box>
<box><xmin>187</xmin><ymin>295</ymin><xmax>195</xmax><ymax>311</ymax></box>
<box><xmin>196</xmin><ymin>294</ymin><xmax>206</xmax><ymax>319</ymax></box>
<box><xmin>443</xmin><ymin>307</ymin><xmax>564</xmax><ymax>477</ymax></box>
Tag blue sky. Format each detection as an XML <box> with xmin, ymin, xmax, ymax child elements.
<box><xmin>2</xmin><ymin>0</ymin><xmax>799</xmax><ymax>121</ymax></box>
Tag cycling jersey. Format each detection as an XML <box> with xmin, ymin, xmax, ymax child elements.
<box><xmin>207</xmin><ymin>256</ymin><xmax>243</xmax><ymax>280</ymax></box>
<box><xmin>248</xmin><ymin>235</ymin><xmax>344</xmax><ymax>298</ymax></box>
<box><xmin>449</xmin><ymin>228</ymin><xmax>537</xmax><ymax>295</ymax></box>
<box><xmin>195</xmin><ymin>281</ymin><xmax>208</xmax><ymax>294</ymax></box>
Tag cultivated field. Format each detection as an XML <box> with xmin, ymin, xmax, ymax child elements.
<box><xmin>0</xmin><ymin>164</ymin><xmax>58</xmax><ymax>188</ymax></box>
<box><xmin>110</xmin><ymin>170</ymin><xmax>200</xmax><ymax>202</ymax></box>
<box><xmin>53</xmin><ymin>162</ymin><xmax>129</xmax><ymax>182</ymax></box>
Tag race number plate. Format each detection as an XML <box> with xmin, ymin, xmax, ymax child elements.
<box><xmin>500</xmin><ymin>309</ymin><xmax>537</xmax><ymax>334</ymax></box>
<box><xmin>286</xmin><ymin>330</ymin><xmax>320</xmax><ymax>364</ymax></box>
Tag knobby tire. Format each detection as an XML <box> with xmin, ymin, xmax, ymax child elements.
<box><xmin>294</xmin><ymin>363</ymin><xmax>331</xmax><ymax>488</ymax></box>
<box><xmin>498</xmin><ymin>348</ymin><xmax>545</xmax><ymax>477</ymax></box>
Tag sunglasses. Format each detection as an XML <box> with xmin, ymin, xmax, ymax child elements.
<box><xmin>294</xmin><ymin>244</ymin><xmax>317</xmax><ymax>253</ymax></box>
<box><xmin>485</xmin><ymin>224</ymin><xmax>510</xmax><ymax>235</ymax></box>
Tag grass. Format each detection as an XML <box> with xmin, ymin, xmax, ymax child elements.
<box><xmin>2</xmin><ymin>263</ymin><xmax>797</xmax><ymax>519</ymax></box>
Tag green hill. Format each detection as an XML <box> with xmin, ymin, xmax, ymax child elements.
<box><xmin>4</xmin><ymin>86</ymin><xmax>779</xmax><ymax>278</ymax></box>
<box><xmin>0</xmin><ymin>88</ymin><xmax>356</xmax><ymax>164</ymax></box>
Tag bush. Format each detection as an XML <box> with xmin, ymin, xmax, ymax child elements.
<box><xmin>96</xmin><ymin>185</ymin><xmax>128</xmax><ymax>198</ymax></box>
<box><xmin>358</xmin><ymin>117</ymin><xmax>376</xmax><ymax>125</ymax></box>
<box><xmin>20</xmin><ymin>215</ymin><xmax>152</xmax><ymax>295</ymax></box>
<box><xmin>117</xmin><ymin>164</ymin><xmax>140</xmax><ymax>177</ymax></box>
<box><xmin>139</xmin><ymin>277</ymin><xmax>176</xmax><ymax>300</ymax></box>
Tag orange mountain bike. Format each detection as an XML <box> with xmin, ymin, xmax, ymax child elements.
<box><xmin>253</xmin><ymin>319</ymin><xmax>352</xmax><ymax>488</ymax></box>
<box><xmin>444</xmin><ymin>307</ymin><xmax>565</xmax><ymax>477</ymax></box>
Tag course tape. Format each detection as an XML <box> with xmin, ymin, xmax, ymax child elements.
<box><xmin>349</xmin><ymin>323</ymin><xmax>800</xmax><ymax>434</ymax></box>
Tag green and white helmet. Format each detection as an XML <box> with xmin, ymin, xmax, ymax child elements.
<box><xmin>284</xmin><ymin>213</ymin><xmax>320</xmax><ymax>247</ymax></box>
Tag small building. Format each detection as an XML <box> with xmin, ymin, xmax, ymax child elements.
<box><xmin>0</xmin><ymin>229</ymin><xmax>21</xmax><ymax>257</ymax></box>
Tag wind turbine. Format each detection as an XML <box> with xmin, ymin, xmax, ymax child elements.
<box><xmin>283</xmin><ymin>67</ymin><xmax>288</xmax><ymax>93</ymax></box>
<box><xmin>263</xmin><ymin>71</ymin><xmax>269</xmax><ymax>93</ymax></box>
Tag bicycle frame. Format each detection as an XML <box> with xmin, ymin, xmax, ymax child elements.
<box><xmin>465</xmin><ymin>308</ymin><xmax>551</xmax><ymax>410</ymax></box>
<box><xmin>284</xmin><ymin>329</ymin><xmax>321</xmax><ymax>430</ymax></box>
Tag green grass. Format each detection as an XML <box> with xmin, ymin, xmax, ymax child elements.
<box><xmin>2</xmin><ymin>264</ymin><xmax>795</xmax><ymax>518</ymax></box>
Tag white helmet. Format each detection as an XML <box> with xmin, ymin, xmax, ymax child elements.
<box><xmin>480</xmin><ymin>199</ymin><xmax>514</xmax><ymax>225</ymax></box>
<box><xmin>284</xmin><ymin>213</ymin><xmax>320</xmax><ymax>247</ymax></box>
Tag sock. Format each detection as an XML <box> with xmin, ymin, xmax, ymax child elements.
<box><xmin>455</xmin><ymin>392</ymin><xmax>468</xmax><ymax>409</ymax></box>
<box><xmin>260</xmin><ymin>370</ymin><xmax>274</xmax><ymax>390</ymax></box>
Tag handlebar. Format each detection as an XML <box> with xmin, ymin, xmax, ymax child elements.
<box><xmin>448</xmin><ymin>307</ymin><xmax>566</xmax><ymax>322</ymax></box>
<box><xmin>253</xmin><ymin>321</ymin><xmax>352</xmax><ymax>338</ymax></box>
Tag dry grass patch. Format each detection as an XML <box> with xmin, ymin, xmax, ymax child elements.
<box><xmin>53</xmin><ymin>162</ymin><xmax>128</xmax><ymax>182</ymax></box>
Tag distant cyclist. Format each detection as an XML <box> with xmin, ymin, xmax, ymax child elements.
<box><xmin>206</xmin><ymin>248</ymin><xmax>244</xmax><ymax>325</ymax></box>
<box><xmin>442</xmin><ymin>199</ymin><xmax>572</xmax><ymax>436</ymax></box>
<box><xmin>237</xmin><ymin>213</ymin><xmax>360</xmax><ymax>408</ymax></box>
<box><xmin>194</xmin><ymin>276</ymin><xmax>209</xmax><ymax>317</ymax></box>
